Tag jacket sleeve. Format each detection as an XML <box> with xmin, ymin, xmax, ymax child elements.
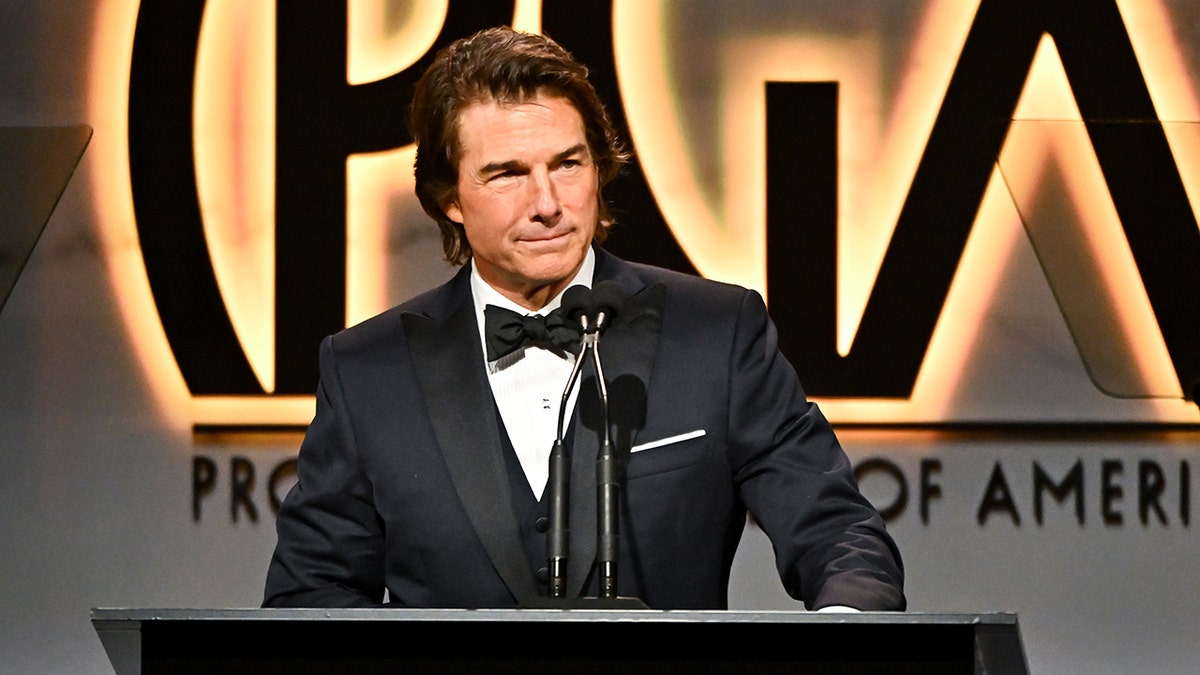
<box><xmin>263</xmin><ymin>335</ymin><xmax>387</xmax><ymax>608</ymax></box>
<box><xmin>724</xmin><ymin>289</ymin><xmax>906</xmax><ymax>611</ymax></box>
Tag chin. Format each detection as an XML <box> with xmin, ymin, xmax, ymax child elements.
<box><xmin>524</xmin><ymin>238</ymin><xmax>585</xmax><ymax>262</ymax></box>
<box><xmin>522</xmin><ymin>252</ymin><xmax>584</xmax><ymax>282</ymax></box>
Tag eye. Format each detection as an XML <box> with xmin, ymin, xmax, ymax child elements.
<box><xmin>487</xmin><ymin>169</ymin><xmax>523</xmax><ymax>184</ymax></box>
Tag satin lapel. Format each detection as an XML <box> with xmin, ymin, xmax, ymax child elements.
<box><xmin>403</xmin><ymin>291</ymin><xmax>538</xmax><ymax>604</ymax></box>
<box><xmin>566</xmin><ymin>252</ymin><xmax>666</xmax><ymax>597</ymax></box>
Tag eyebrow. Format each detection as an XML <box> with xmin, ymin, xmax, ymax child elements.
<box><xmin>478</xmin><ymin>144</ymin><xmax>589</xmax><ymax>176</ymax></box>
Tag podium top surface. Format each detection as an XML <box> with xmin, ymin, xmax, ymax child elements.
<box><xmin>92</xmin><ymin>606</ymin><xmax>1018</xmax><ymax>625</ymax></box>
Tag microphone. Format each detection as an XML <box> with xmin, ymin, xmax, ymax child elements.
<box><xmin>561</xmin><ymin>284</ymin><xmax>593</xmax><ymax>333</ymax></box>
<box><xmin>545</xmin><ymin>285</ymin><xmax>591</xmax><ymax>597</ymax></box>
<box><xmin>585</xmin><ymin>281</ymin><xmax>624</xmax><ymax>599</ymax></box>
<box><xmin>589</xmin><ymin>281</ymin><xmax>624</xmax><ymax>334</ymax></box>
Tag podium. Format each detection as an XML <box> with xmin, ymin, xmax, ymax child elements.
<box><xmin>92</xmin><ymin>608</ymin><xmax>1029</xmax><ymax>674</ymax></box>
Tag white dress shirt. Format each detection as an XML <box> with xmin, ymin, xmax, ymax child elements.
<box><xmin>470</xmin><ymin>248</ymin><xmax>595</xmax><ymax>499</ymax></box>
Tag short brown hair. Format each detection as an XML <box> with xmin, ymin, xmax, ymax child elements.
<box><xmin>409</xmin><ymin>27</ymin><xmax>628</xmax><ymax>265</ymax></box>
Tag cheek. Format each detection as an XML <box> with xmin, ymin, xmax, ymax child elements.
<box><xmin>457</xmin><ymin>191</ymin><xmax>512</xmax><ymax>227</ymax></box>
<box><xmin>459</xmin><ymin>199</ymin><xmax>520</xmax><ymax>247</ymax></box>
<box><xmin>563</xmin><ymin>176</ymin><xmax>600</xmax><ymax>213</ymax></box>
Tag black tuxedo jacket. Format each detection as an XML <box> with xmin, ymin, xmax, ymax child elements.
<box><xmin>264</xmin><ymin>247</ymin><xmax>904</xmax><ymax>610</ymax></box>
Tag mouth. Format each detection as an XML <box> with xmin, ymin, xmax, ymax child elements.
<box><xmin>519</xmin><ymin>228</ymin><xmax>573</xmax><ymax>245</ymax></box>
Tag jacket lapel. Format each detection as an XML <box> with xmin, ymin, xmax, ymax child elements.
<box><xmin>565</xmin><ymin>249</ymin><xmax>666</xmax><ymax>597</ymax></box>
<box><xmin>402</xmin><ymin>271</ymin><xmax>538</xmax><ymax>604</ymax></box>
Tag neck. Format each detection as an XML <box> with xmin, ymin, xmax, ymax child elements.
<box><xmin>500</xmin><ymin>278</ymin><xmax>570</xmax><ymax>312</ymax></box>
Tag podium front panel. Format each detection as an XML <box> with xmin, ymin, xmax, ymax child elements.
<box><xmin>92</xmin><ymin>609</ymin><xmax>1028</xmax><ymax>675</ymax></box>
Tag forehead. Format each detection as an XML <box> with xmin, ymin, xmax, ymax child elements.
<box><xmin>453</xmin><ymin>94</ymin><xmax>587</xmax><ymax>161</ymax></box>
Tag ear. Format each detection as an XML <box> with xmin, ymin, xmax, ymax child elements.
<box><xmin>441</xmin><ymin>198</ymin><xmax>463</xmax><ymax>225</ymax></box>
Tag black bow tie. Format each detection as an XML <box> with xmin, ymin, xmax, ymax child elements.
<box><xmin>483</xmin><ymin>305</ymin><xmax>582</xmax><ymax>361</ymax></box>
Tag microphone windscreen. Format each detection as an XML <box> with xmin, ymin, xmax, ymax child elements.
<box><xmin>561</xmin><ymin>284</ymin><xmax>593</xmax><ymax>328</ymax></box>
<box><xmin>591</xmin><ymin>280</ymin><xmax>626</xmax><ymax>324</ymax></box>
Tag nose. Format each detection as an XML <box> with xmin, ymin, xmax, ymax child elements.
<box><xmin>530</xmin><ymin>168</ymin><xmax>562</xmax><ymax>223</ymax></box>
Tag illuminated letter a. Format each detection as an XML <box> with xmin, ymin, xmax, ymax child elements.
<box><xmin>766</xmin><ymin>0</ymin><xmax>1200</xmax><ymax>400</ymax></box>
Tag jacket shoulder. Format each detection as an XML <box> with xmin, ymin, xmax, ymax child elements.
<box><xmin>621</xmin><ymin>258</ymin><xmax>758</xmax><ymax>313</ymax></box>
<box><xmin>329</xmin><ymin>267</ymin><xmax>468</xmax><ymax>353</ymax></box>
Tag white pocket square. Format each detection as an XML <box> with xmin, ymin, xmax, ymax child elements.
<box><xmin>631</xmin><ymin>429</ymin><xmax>706</xmax><ymax>453</ymax></box>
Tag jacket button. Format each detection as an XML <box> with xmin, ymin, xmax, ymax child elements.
<box><xmin>534</xmin><ymin>516</ymin><xmax>549</xmax><ymax>533</ymax></box>
<box><xmin>536</xmin><ymin>567</ymin><xmax>549</xmax><ymax>585</ymax></box>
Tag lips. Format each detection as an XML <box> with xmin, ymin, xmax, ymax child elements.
<box><xmin>519</xmin><ymin>228</ymin><xmax>573</xmax><ymax>244</ymax></box>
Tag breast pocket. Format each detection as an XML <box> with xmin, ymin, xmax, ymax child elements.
<box><xmin>625</xmin><ymin>429</ymin><xmax>709</xmax><ymax>480</ymax></box>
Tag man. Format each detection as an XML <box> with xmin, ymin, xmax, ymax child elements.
<box><xmin>264</xmin><ymin>26</ymin><xmax>904</xmax><ymax>611</ymax></box>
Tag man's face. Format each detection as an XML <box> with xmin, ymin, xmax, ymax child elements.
<box><xmin>443</xmin><ymin>93</ymin><xmax>600</xmax><ymax>308</ymax></box>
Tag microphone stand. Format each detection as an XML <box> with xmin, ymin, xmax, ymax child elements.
<box><xmin>546</xmin><ymin>331</ymin><xmax>588</xmax><ymax>598</ymax></box>
<box><xmin>585</xmin><ymin>281</ymin><xmax>631</xmax><ymax>602</ymax></box>
<box><xmin>572</xmin><ymin>319</ymin><xmax>644</xmax><ymax>608</ymax></box>
<box><xmin>576</xmin><ymin>286</ymin><xmax>645</xmax><ymax>607</ymax></box>
<box><xmin>587</xmin><ymin>325</ymin><xmax>620</xmax><ymax>599</ymax></box>
<box><xmin>525</xmin><ymin>284</ymin><xmax>647</xmax><ymax>609</ymax></box>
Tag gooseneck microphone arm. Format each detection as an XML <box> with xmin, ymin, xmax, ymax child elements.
<box><xmin>588</xmin><ymin>282</ymin><xmax>625</xmax><ymax>599</ymax></box>
<box><xmin>547</xmin><ymin>336</ymin><xmax>589</xmax><ymax>597</ymax></box>
<box><xmin>589</xmin><ymin>327</ymin><xmax>619</xmax><ymax>598</ymax></box>
<box><xmin>546</xmin><ymin>285</ymin><xmax>592</xmax><ymax>598</ymax></box>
